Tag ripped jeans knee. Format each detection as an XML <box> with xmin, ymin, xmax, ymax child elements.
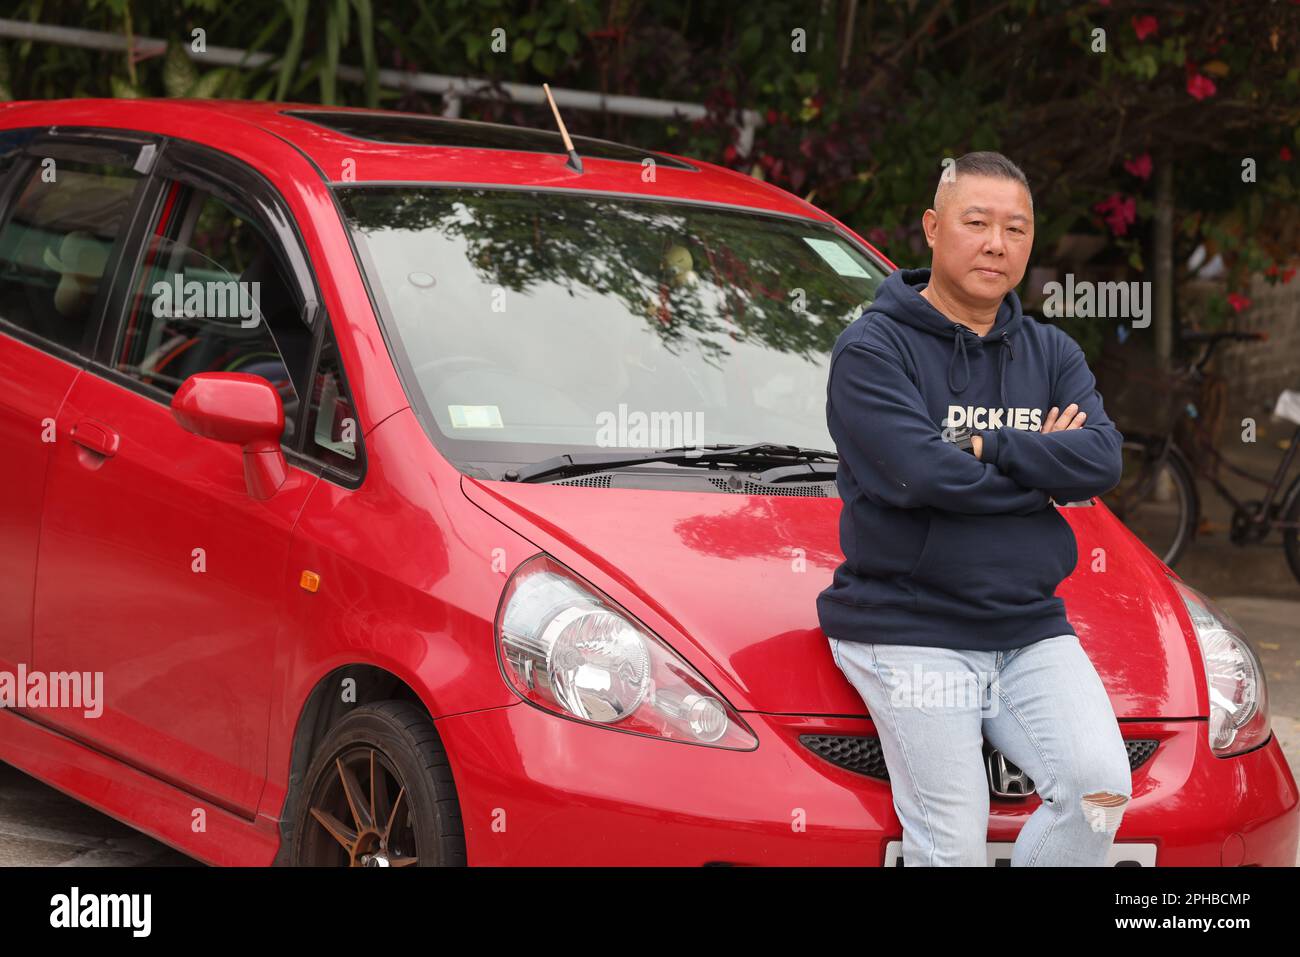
<box><xmin>1081</xmin><ymin>790</ymin><xmax>1131</xmax><ymax>834</ymax></box>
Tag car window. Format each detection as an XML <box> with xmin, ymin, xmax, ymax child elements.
<box><xmin>303</xmin><ymin>324</ymin><xmax>361</xmax><ymax>476</ymax></box>
<box><xmin>0</xmin><ymin>128</ymin><xmax>37</xmax><ymax>181</ymax></box>
<box><xmin>114</xmin><ymin>184</ymin><xmax>314</xmax><ymax>444</ymax></box>
<box><xmin>0</xmin><ymin>157</ymin><xmax>141</xmax><ymax>353</ymax></box>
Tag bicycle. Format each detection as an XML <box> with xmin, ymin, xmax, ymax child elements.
<box><xmin>1098</xmin><ymin>330</ymin><xmax>1300</xmax><ymax>584</ymax></box>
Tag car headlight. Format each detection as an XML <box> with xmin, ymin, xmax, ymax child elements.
<box><xmin>496</xmin><ymin>553</ymin><xmax>757</xmax><ymax>749</ymax></box>
<box><xmin>1171</xmin><ymin>579</ymin><xmax>1271</xmax><ymax>756</ymax></box>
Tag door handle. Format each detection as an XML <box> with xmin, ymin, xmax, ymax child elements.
<box><xmin>70</xmin><ymin>419</ymin><xmax>120</xmax><ymax>458</ymax></box>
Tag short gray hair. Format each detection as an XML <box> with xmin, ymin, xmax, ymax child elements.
<box><xmin>933</xmin><ymin>151</ymin><xmax>1033</xmax><ymax>215</ymax></box>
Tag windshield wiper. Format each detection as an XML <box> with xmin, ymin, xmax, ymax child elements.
<box><xmin>503</xmin><ymin>442</ymin><xmax>837</xmax><ymax>483</ymax></box>
<box><xmin>754</xmin><ymin>461</ymin><xmax>839</xmax><ymax>483</ymax></box>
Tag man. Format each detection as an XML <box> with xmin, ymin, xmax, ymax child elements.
<box><xmin>818</xmin><ymin>151</ymin><xmax>1131</xmax><ymax>866</ymax></box>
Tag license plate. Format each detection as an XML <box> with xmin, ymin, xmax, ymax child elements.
<box><xmin>883</xmin><ymin>840</ymin><xmax>1157</xmax><ymax>866</ymax></box>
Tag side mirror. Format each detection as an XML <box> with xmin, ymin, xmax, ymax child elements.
<box><xmin>171</xmin><ymin>372</ymin><xmax>288</xmax><ymax>500</ymax></box>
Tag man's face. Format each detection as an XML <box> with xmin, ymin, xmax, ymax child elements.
<box><xmin>922</xmin><ymin>174</ymin><xmax>1034</xmax><ymax>305</ymax></box>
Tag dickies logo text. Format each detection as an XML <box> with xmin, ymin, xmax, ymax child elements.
<box><xmin>946</xmin><ymin>404</ymin><xmax>1043</xmax><ymax>431</ymax></box>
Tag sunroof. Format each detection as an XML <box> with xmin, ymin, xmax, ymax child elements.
<box><xmin>282</xmin><ymin>110</ymin><xmax>697</xmax><ymax>171</ymax></box>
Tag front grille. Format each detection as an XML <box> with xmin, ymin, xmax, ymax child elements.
<box><xmin>800</xmin><ymin>734</ymin><xmax>1158</xmax><ymax>797</ymax></box>
<box><xmin>801</xmin><ymin>733</ymin><xmax>892</xmax><ymax>778</ymax></box>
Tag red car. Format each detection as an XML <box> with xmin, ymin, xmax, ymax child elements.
<box><xmin>0</xmin><ymin>98</ymin><xmax>1294</xmax><ymax>866</ymax></box>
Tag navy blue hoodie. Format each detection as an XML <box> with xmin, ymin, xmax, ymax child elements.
<box><xmin>817</xmin><ymin>267</ymin><xmax>1124</xmax><ymax>651</ymax></box>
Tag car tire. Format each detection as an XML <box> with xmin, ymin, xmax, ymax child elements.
<box><xmin>289</xmin><ymin>700</ymin><xmax>467</xmax><ymax>866</ymax></box>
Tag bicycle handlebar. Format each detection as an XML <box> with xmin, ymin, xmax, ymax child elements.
<box><xmin>1179</xmin><ymin>329</ymin><xmax>1268</xmax><ymax>377</ymax></box>
<box><xmin>1180</xmin><ymin>330</ymin><xmax>1269</xmax><ymax>343</ymax></box>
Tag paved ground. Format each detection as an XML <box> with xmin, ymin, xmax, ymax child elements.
<box><xmin>1</xmin><ymin>397</ymin><xmax>1297</xmax><ymax>866</ymax></box>
<box><xmin>0</xmin><ymin>769</ymin><xmax>193</xmax><ymax>866</ymax></box>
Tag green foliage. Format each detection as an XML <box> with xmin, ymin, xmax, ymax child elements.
<box><xmin>110</xmin><ymin>75</ymin><xmax>144</xmax><ymax>98</ymax></box>
<box><xmin>162</xmin><ymin>40</ymin><xmax>198</xmax><ymax>96</ymax></box>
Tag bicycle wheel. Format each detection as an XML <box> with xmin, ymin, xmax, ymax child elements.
<box><xmin>1283</xmin><ymin>476</ymin><xmax>1300</xmax><ymax>586</ymax></box>
<box><xmin>1100</xmin><ymin>435</ymin><xmax>1199</xmax><ymax>567</ymax></box>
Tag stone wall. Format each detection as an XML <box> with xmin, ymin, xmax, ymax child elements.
<box><xmin>1192</xmin><ymin>272</ymin><xmax>1300</xmax><ymax>411</ymax></box>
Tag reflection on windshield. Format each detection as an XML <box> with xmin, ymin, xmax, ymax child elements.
<box><xmin>338</xmin><ymin>187</ymin><xmax>887</xmax><ymax>458</ymax></box>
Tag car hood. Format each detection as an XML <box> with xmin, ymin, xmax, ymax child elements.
<box><xmin>462</xmin><ymin>477</ymin><xmax>1203</xmax><ymax>719</ymax></box>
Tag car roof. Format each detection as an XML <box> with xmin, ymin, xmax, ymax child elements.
<box><xmin>1</xmin><ymin>98</ymin><xmax>832</xmax><ymax>223</ymax></box>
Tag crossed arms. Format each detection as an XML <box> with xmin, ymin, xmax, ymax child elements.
<box><xmin>827</xmin><ymin>333</ymin><xmax>1124</xmax><ymax>514</ymax></box>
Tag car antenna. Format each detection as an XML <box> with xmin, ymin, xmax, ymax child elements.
<box><xmin>542</xmin><ymin>82</ymin><xmax>583</xmax><ymax>174</ymax></box>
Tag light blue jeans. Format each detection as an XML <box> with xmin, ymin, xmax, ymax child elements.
<box><xmin>827</xmin><ymin>633</ymin><xmax>1133</xmax><ymax>866</ymax></box>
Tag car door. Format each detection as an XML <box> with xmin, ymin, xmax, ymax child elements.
<box><xmin>32</xmin><ymin>137</ymin><xmax>324</xmax><ymax>817</ymax></box>
<box><xmin>0</xmin><ymin>128</ymin><xmax>148</xmax><ymax>677</ymax></box>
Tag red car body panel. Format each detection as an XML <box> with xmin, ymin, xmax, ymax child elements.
<box><xmin>256</xmin><ymin>408</ymin><xmax>526</xmax><ymax>822</ymax></box>
<box><xmin>9</xmin><ymin>689</ymin><xmax>1294</xmax><ymax>868</ymax></box>
<box><xmin>436</xmin><ymin>705</ymin><xmax>1298</xmax><ymax>866</ymax></box>
<box><xmin>36</xmin><ymin>370</ymin><xmax>318</xmax><ymax>816</ymax></box>
<box><xmin>0</xmin><ymin>339</ymin><xmax>79</xmax><ymax>673</ymax></box>
<box><xmin>460</xmin><ymin>475</ymin><xmax>1204</xmax><ymax>719</ymax></box>
<box><xmin>0</xmin><ymin>99</ymin><xmax>1294</xmax><ymax>866</ymax></box>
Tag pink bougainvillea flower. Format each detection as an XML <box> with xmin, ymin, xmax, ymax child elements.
<box><xmin>1186</xmin><ymin>70</ymin><xmax>1217</xmax><ymax>100</ymax></box>
<box><xmin>1283</xmin><ymin>268</ymin><xmax>1297</xmax><ymax>284</ymax></box>
<box><xmin>1124</xmin><ymin>153</ymin><xmax>1153</xmax><ymax>180</ymax></box>
<box><xmin>1093</xmin><ymin>193</ymin><xmax>1137</xmax><ymax>236</ymax></box>
<box><xmin>1132</xmin><ymin>15</ymin><xmax>1158</xmax><ymax>41</ymax></box>
<box><xmin>1226</xmin><ymin>292</ymin><xmax>1251</xmax><ymax>313</ymax></box>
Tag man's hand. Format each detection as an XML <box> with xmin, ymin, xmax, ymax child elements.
<box><xmin>1042</xmin><ymin>403</ymin><xmax>1087</xmax><ymax>504</ymax></box>
<box><xmin>1042</xmin><ymin>403</ymin><xmax>1086</xmax><ymax>433</ymax></box>
<box><xmin>972</xmin><ymin>403</ymin><xmax>1085</xmax><ymax>459</ymax></box>
<box><xmin>965</xmin><ymin>333</ymin><xmax>1124</xmax><ymax>504</ymax></box>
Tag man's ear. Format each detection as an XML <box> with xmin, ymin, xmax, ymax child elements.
<box><xmin>921</xmin><ymin>209</ymin><xmax>937</xmax><ymax>247</ymax></box>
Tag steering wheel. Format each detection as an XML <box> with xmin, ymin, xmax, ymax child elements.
<box><xmin>411</xmin><ymin>355</ymin><xmax>503</xmax><ymax>380</ymax></box>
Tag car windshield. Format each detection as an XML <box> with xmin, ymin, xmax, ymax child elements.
<box><xmin>336</xmin><ymin>186</ymin><xmax>889</xmax><ymax>474</ymax></box>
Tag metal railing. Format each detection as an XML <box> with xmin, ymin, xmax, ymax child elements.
<box><xmin>0</xmin><ymin>18</ymin><xmax>762</xmax><ymax>154</ymax></box>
